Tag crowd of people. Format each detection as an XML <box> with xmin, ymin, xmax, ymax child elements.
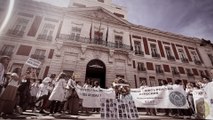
<box><xmin>0</xmin><ymin>55</ymin><xmax>212</xmax><ymax>119</ymax></box>
<box><xmin>139</xmin><ymin>72</ymin><xmax>213</xmax><ymax>119</ymax></box>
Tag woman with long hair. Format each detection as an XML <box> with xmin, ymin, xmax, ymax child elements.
<box><xmin>48</xmin><ymin>72</ymin><xmax>67</xmax><ymax>114</ymax></box>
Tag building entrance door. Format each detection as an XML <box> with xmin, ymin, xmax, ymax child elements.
<box><xmin>86</xmin><ymin>59</ymin><xmax>106</xmax><ymax>88</ymax></box>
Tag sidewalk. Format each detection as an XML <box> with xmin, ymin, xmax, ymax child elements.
<box><xmin>1</xmin><ymin>111</ymin><xmax>184</xmax><ymax>119</ymax></box>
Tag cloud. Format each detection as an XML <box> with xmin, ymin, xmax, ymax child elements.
<box><xmin>112</xmin><ymin>0</ymin><xmax>213</xmax><ymax>42</ymax></box>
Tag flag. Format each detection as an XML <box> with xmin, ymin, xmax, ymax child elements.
<box><xmin>105</xmin><ymin>26</ymin><xmax>108</xmax><ymax>42</ymax></box>
<box><xmin>89</xmin><ymin>22</ymin><xmax>93</xmax><ymax>40</ymax></box>
<box><xmin>129</xmin><ymin>34</ymin><xmax>133</xmax><ymax>50</ymax></box>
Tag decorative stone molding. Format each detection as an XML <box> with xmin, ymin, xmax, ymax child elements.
<box><xmin>55</xmin><ymin>41</ymin><xmax>63</xmax><ymax>57</ymax></box>
<box><xmin>81</xmin><ymin>45</ymin><xmax>87</xmax><ymax>54</ymax></box>
<box><xmin>108</xmin><ymin>50</ymin><xmax>114</xmax><ymax>63</ymax></box>
<box><xmin>80</xmin><ymin>45</ymin><xmax>87</xmax><ymax>60</ymax></box>
<box><xmin>93</xmin><ymin>50</ymin><xmax>102</xmax><ymax>59</ymax></box>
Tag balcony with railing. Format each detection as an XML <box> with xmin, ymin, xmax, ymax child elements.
<box><xmin>7</xmin><ymin>29</ymin><xmax>24</xmax><ymax>37</ymax></box>
<box><xmin>172</xmin><ymin>71</ymin><xmax>180</xmax><ymax>77</ymax></box>
<box><xmin>194</xmin><ymin>59</ymin><xmax>202</xmax><ymax>65</ymax></box>
<box><xmin>181</xmin><ymin>58</ymin><xmax>189</xmax><ymax>63</ymax></box>
<box><xmin>135</xmin><ymin>50</ymin><xmax>144</xmax><ymax>56</ymax></box>
<box><xmin>31</xmin><ymin>54</ymin><xmax>45</xmax><ymax>61</ymax></box>
<box><xmin>167</xmin><ymin>55</ymin><xmax>175</xmax><ymax>61</ymax></box>
<box><xmin>156</xmin><ymin>69</ymin><xmax>164</xmax><ymax>74</ymax></box>
<box><xmin>138</xmin><ymin>67</ymin><xmax>146</xmax><ymax>72</ymax></box>
<box><xmin>0</xmin><ymin>51</ymin><xmax>13</xmax><ymax>57</ymax></box>
<box><xmin>58</xmin><ymin>34</ymin><xmax>131</xmax><ymax>51</ymax></box>
<box><xmin>187</xmin><ymin>72</ymin><xmax>194</xmax><ymax>77</ymax></box>
<box><xmin>37</xmin><ymin>34</ymin><xmax>53</xmax><ymax>41</ymax></box>
<box><xmin>152</xmin><ymin>52</ymin><xmax>160</xmax><ymax>58</ymax></box>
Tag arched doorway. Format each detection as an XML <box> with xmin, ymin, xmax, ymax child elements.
<box><xmin>86</xmin><ymin>59</ymin><xmax>106</xmax><ymax>88</ymax></box>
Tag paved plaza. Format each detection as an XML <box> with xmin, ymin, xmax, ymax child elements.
<box><xmin>0</xmin><ymin>111</ymin><xmax>188</xmax><ymax>119</ymax></box>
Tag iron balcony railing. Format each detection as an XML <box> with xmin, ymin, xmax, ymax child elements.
<box><xmin>172</xmin><ymin>71</ymin><xmax>180</xmax><ymax>76</ymax></box>
<box><xmin>135</xmin><ymin>50</ymin><xmax>144</xmax><ymax>56</ymax></box>
<box><xmin>137</xmin><ymin>67</ymin><xmax>146</xmax><ymax>72</ymax></box>
<box><xmin>156</xmin><ymin>69</ymin><xmax>164</xmax><ymax>74</ymax></box>
<box><xmin>31</xmin><ymin>54</ymin><xmax>45</xmax><ymax>60</ymax></box>
<box><xmin>37</xmin><ymin>34</ymin><xmax>53</xmax><ymax>41</ymax></box>
<box><xmin>7</xmin><ymin>29</ymin><xmax>24</xmax><ymax>37</ymax></box>
<box><xmin>187</xmin><ymin>72</ymin><xmax>194</xmax><ymax>77</ymax></box>
<box><xmin>59</xmin><ymin>34</ymin><xmax>131</xmax><ymax>51</ymax></box>
<box><xmin>194</xmin><ymin>59</ymin><xmax>202</xmax><ymax>65</ymax></box>
<box><xmin>167</xmin><ymin>55</ymin><xmax>175</xmax><ymax>61</ymax></box>
<box><xmin>181</xmin><ymin>58</ymin><xmax>189</xmax><ymax>63</ymax></box>
<box><xmin>152</xmin><ymin>52</ymin><xmax>160</xmax><ymax>58</ymax></box>
<box><xmin>0</xmin><ymin>51</ymin><xmax>13</xmax><ymax>57</ymax></box>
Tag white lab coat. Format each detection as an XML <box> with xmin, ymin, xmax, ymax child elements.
<box><xmin>48</xmin><ymin>78</ymin><xmax>66</xmax><ymax>102</ymax></box>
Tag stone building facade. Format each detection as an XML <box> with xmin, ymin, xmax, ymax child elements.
<box><xmin>0</xmin><ymin>0</ymin><xmax>213</xmax><ymax>88</ymax></box>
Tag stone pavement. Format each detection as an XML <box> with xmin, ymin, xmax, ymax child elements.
<box><xmin>0</xmin><ymin>111</ymin><xmax>187</xmax><ymax>119</ymax></box>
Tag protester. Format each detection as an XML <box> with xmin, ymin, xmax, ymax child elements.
<box><xmin>35</xmin><ymin>74</ymin><xmax>56</xmax><ymax>113</ymax></box>
<box><xmin>68</xmin><ymin>78</ymin><xmax>80</xmax><ymax>115</ymax></box>
<box><xmin>0</xmin><ymin>56</ymin><xmax>10</xmax><ymax>94</ymax></box>
<box><xmin>0</xmin><ymin>73</ymin><xmax>19</xmax><ymax>115</ymax></box>
<box><xmin>30</xmin><ymin>79</ymin><xmax>40</xmax><ymax>112</ymax></box>
<box><xmin>18</xmin><ymin>75</ymin><xmax>31</xmax><ymax>112</ymax></box>
<box><xmin>185</xmin><ymin>82</ymin><xmax>196</xmax><ymax>118</ymax></box>
<box><xmin>48</xmin><ymin>73</ymin><xmax>67</xmax><ymax>114</ymax></box>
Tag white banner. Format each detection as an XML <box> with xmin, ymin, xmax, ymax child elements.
<box><xmin>75</xmin><ymin>87</ymin><xmax>115</xmax><ymax>108</ymax></box>
<box><xmin>25</xmin><ymin>58</ymin><xmax>41</xmax><ymax>68</ymax></box>
<box><xmin>193</xmin><ymin>82</ymin><xmax>213</xmax><ymax>119</ymax></box>
<box><xmin>130</xmin><ymin>85</ymin><xmax>189</xmax><ymax>109</ymax></box>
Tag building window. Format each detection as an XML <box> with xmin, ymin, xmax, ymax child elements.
<box><xmin>171</xmin><ymin>67</ymin><xmax>179</xmax><ymax>76</ymax></box>
<box><xmin>0</xmin><ymin>45</ymin><xmax>14</xmax><ymax>57</ymax></box>
<box><xmin>132</xmin><ymin>60</ymin><xmax>136</xmax><ymax>68</ymax></box>
<box><xmin>94</xmin><ymin>31</ymin><xmax>103</xmax><ymax>44</ymax></box>
<box><xmin>191</xmin><ymin>51</ymin><xmax>201</xmax><ymax>65</ymax></box>
<box><xmin>165</xmin><ymin>46</ymin><xmax>175</xmax><ymax>60</ymax></box>
<box><xmin>139</xmin><ymin>78</ymin><xmax>147</xmax><ymax>86</ymax></box>
<box><xmin>37</xmin><ymin>23</ymin><xmax>55</xmax><ymax>41</ymax></box>
<box><xmin>186</xmin><ymin>68</ymin><xmax>193</xmax><ymax>77</ymax></box>
<box><xmin>134</xmin><ymin>41</ymin><xmax>143</xmax><ymax>56</ymax></box>
<box><xmin>31</xmin><ymin>49</ymin><xmax>46</xmax><ymax>60</ymax></box>
<box><xmin>156</xmin><ymin>65</ymin><xmax>163</xmax><ymax>74</ymax></box>
<box><xmin>115</xmin><ymin>35</ymin><xmax>123</xmax><ymax>48</ymax></box>
<box><xmin>16</xmin><ymin>45</ymin><xmax>32</xmax><ymax>56</ymax></box>
<box><xmin>178</xmin><ymin>49</ymin><xmax>188</xmax><ymax>63</ymax></box>
<box><xmin>137</xmin><ymin>62</ymin><xmax>146</xmax><ymax>71</ymax></box>
<box><xmin>207</xmin><ymin>54</ymin><xmax>213</xmax><ymax>66</ymax></box>
<box><xmin>7</xmin><ymin>17</ymin><xmax>29</xmax><ymax>37</ymax></box>
<box><xmin>151</xmin><ymin>44</ymin><xmax>160</xmax><ymax>58</ymax></box>
<box><xmin>70</xmin><ymin>27</ymin><xmax>81</xmax><ymax>41</ymax></box>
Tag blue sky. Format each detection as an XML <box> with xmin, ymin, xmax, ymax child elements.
<box><xmin>34</xmin><ymin>0</ymin><xmax>213</xmax><ymax>42</ymax></box>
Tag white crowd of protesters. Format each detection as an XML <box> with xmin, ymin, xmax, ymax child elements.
<box><xmin>0</xmin><ymin>55</ymin><xmax>212</xmax><ymax>119</ymax></box>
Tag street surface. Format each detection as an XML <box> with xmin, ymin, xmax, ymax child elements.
<box><xmin>1</xmin><ymin>111</ymin><xmax>187</xmax><ymax>119</ymax></box>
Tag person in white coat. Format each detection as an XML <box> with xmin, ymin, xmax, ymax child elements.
<box><xmin>35</xmin><ymin>74</ymin><xmax>56</xmax><ymax>113</ymax></box>
<box><xmin>48</xmin><ymin>73</ymin><xmax>67</xmax><ymax>114</ymax></box>
<box><xmin>0</xmin><ymin>56</ymin><xmax>10</xmax><ymax>95</ymax></box>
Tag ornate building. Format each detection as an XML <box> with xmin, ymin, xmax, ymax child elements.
<box><xmin>0</xmin><ymin>0</ymin><xmax>213</xmax><ymax>88</ymax></box>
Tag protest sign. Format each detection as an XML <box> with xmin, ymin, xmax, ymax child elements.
<box><xmin>130</xmin><ymin>85</ymin><xmax>189</xmax><ymax>109</ymax></box>
<box><xmin>25</xmin><ymin>57</ymin><xmax>41</xmax><ymax>68</ymax></box>
<box><xmin>193</xmin><ymin>83</ymin><xmax>213</xmax><ymax>119</ymax></box>
<box><xmin>75</xmin><ymin>87</ymin><xmax>115</xmax><ymax>108</ymax></box>
<box><xmin>100</xmin><ymin>98</ymin><xmax>139</xmax><ymax>119</ymax></box>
